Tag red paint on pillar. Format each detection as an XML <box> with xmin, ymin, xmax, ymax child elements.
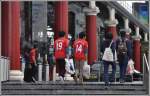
<box><xmin>2</xmin><ymin>2</ymin><xmax>20</xmax><ymax>70</ymax></box>
<box><xmin>10</xmin><ymin>2</ymin><xmax>21</xmax><ymax>70</ymax></box>
<box><xmin>2</xmin><ymin>2</ymin><xmax>9</xmax><ymax>57</ymax></box>
<box><xmin>54</xmin><ymin>1</ymin><xmax>68</xmax><ymax>39</ymax></box>
<box><xmin>107</xmin><ymin>26</ymin><xmax>117</xmax><ymax>39</ymax></box>
<box><xmin>54</xmin><ymin>1</ymin><xmax>68</xmax><ymax>73</ymax></box>
<box><xmin>133</xmin><ymin>40</ymin><xmax>141</xmax><ymax>72</ymax></box>
<box><xmin>86</xmin><ymin>15</ymin><xmax>97</xmax><ymax>65</ymax></box>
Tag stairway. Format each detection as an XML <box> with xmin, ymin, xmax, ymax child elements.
<box><xmin>2</xmin><ymin>81</ymin><xmax>147</xmax><ymax>95</ymax></box>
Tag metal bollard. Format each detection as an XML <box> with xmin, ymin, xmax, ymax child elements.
<box><xmin>45</xmin><ymin>64</ymin><xmax>49</xmax><ymax>81</ymax></box>
<box><xmin>38</xmin><ymin>62</ymin><xmax>42</xmax><ymax>82</ymax></box>
<box><xmin>4</xmin><ymin>58</ymin><xmax>7</xmax><ymax>81</ymax></box>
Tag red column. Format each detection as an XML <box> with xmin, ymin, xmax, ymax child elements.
<box><xmin>133</xmin><ymin>40</ymin><xmax>141</xmax><ymax>71</ymax></box>
<box><xmin>2</xmin><ymin>1</ymin><xmax>21</xmax><ymax>70</ymax></box>
<box><xmin>2</xmin><ymin>2</ymin><xmax>9</xmax><ymax>57</ymax></box>
<box><xmin>107</xmin><ymin>26</ymin><xmax>117</xmax><ymax>39</ymax></box>
<box><xmin>54</xmin><ymin>1</ymin><xmax>68</xmax><ymax>73</ymax></box>
<box><xmin>54</xmin><ymin>1</ymin><xmax>68</xmax><ymax>39</ymax></box>
<box><xmin>86</xmin><ymin>16</ymin><xmax>97</xmax><ymax>65</ymax></box>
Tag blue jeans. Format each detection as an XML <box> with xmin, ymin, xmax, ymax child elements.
<box><xmin>118</xmin><ymin>55</ymin><xmax>128</xmax><ymax>81</ymax></box>
<box><xmin>103</xmin><ymin>61</ymin><xmax>116</xmax><ymax>84</ymax></box>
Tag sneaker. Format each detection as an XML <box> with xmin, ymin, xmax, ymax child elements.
<box><xmin>73</xmin><ymin>76</ymin><xmax>78</xmax><ymax>83</ymax></box>
<box><xmin>59</xmin><ymin>76</ymin><xmax>64</xmax><ymax>83</ymax></box>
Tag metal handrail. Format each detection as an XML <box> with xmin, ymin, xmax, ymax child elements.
<box><xmin>143</xmin><ymin>53</ymin><xmax>149</xmax><ymax>72</ymax></box>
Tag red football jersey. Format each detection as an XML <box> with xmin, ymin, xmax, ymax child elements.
<box><xmin>73</xmin><ymin>39</ymin><xmax>88</xmax><ymax>60</ymax></box>
<box><xmin>54</xmin><ymin>37</ymin><xmax>69</xmax><ymax>59</ymax></box>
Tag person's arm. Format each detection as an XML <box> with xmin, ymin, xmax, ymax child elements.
<box><xmin>66</xmin><ymin>39</ymin><xmax>70</xmax><ymax>58</ymax></box>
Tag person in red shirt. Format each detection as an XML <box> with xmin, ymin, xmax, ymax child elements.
<box><xmin>54</xmin><ymin>31</ymin><xmax>69</xmax><ymax>80</ymax></box>
<box><xmin>29</xmin><ymin>44</ymin><xmax>38</xmax><ymax>82</ymax></box>
<box><xmin>73</xmin><ymin>32</ymin><xmax>88</xmax><ymax>83</ymax></box>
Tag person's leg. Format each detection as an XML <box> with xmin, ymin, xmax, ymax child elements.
<box><xmin>103</xmin><ymin>61</ymin><xmax>109</xmax><ymax>85</ymax></box>
<box><xmin>79</xmin><ymin>60</ymin><xmax>84</xmax><ymax>83</ymax></box>
<box><xmin>122</xmin><ymin>55</ymin><xmax>128</xmax><ymax>82</ymax></box>
<box><xmin>75</xmin><ymin>60</ymin><xmax>80</xmax><ymax>79</ymax></box>
<box><xmin>31</xmin><ymin>64</ymin><xmax>36</xmax><ymax>82</ymax></box>
<box><xmin>110</xmin><ymin>62</ymin><xmax>116</xmax><ymax>82</ymax></box>
<box><xmin>56</xmin><ymin>59</ymin><xmax>60</xmax><ymax>77</ymax></box>
<box><xmin>58</xmin><ymin>59</ymin><xmax>66</xmax><ymax>78</ymax></box>
<box><xmin>119</xmin><ymin>57</ymin><xmax>124</xmax><ymax>82</ymax></box>
<box><xmin>61</xmin><ymin>59</ymin><xmax>66</xmax><ymax>78</ymax></box>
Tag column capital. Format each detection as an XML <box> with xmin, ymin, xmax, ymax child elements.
<box><xmin>132</xmin><ymin>35</ymin><xmax>141</xmax><ymax>41</ymax></box>
<box><xmin>125</xmin><ymin>28</ymin><xmax>131</xmax><ymax>33</ymax></box>
<box><xmin>144</xmin><ymin>32</ymin><xmax>148</xmax><ymax>42</ymax></box>
<box><xmin>83</xmin><ymin>6</ymin><xmax>100</xmax><ymax>16</ymax></box>
<box><xmin>105</xmin><ymin>19</ymin><xmax>118</xmax><ymax>27</ymax></box>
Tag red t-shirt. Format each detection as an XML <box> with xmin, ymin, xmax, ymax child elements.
<box><xmin>73</xmin><ymin>39</ymin><xmax>88</xmax><ymax>60</ymax></box>
<box><xmin>29</xmin><ymin>48</ymin><xmax>37</xmax><ymax>64</ymax></box>
<box><xmin>54</xmin><ymin>37</ymin><xmax>69</xmax><ymax>59</ymax></box>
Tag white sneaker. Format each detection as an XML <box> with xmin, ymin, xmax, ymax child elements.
<box><xmin>59</xmin><ymin>76</ymin><xmax>64</xmax><ymax>83</ymax></box>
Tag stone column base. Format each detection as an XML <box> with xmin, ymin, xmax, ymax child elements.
<box><xmin>9</xmin><ymin>70</ymin><xmax>24</xmax><ymax>81</ymax></box>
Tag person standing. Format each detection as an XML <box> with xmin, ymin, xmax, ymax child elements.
<box><xmin>73</xmin><ymin>32</ymin><xmax>88</xmax><ymax>84</ymax></box>
<box><xmin>116</xmin><ymin>30</ymin><xmax>132</xmax><ymax>83</ymax></box>
<box><xmin>29</xmin><ymin>44</ymin><xmax>38</xmax><ymax>82</ymax></box>
<box><xmin>54</xmin><ymin>31</ymin><xmax>69</xmax><ymax>81</ymax></box>
<box><xmin>101</xmin><ymin>32</ymin><xmax>116</xmax><ymax>86</ymax></box>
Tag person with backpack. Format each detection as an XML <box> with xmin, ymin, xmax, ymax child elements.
<box><xmin>116</xmin><ymin>30</ymin><xmax>132</xmax><ymax>83</ymax></box>
<box><xmin>101</xmin><ymin>32</ymin><xmax>116</xmax><ymax>86</ymax></box>
<box><xmin>73</xmin><ymin>32</ymin><xmax>88</xmax><ymax>84</ymax></box>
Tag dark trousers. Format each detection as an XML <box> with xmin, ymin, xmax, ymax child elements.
<box><xmin>56</xmin><ymin>58</ymin><xmax>66</xmax><ymax>77</ymax></box>
<box><xmin>103</xmin><ymin>61</ymin><xmax>116</xmax><ymax>83</ymax></box>
<box><xmin>118</xmin><ymin>55</ymin><xmax>128</xmax><ymax>81</ymax></box>
<box><xmin>31</xmin><ymin>64</ymin><xmax>37</xmax><ymax>80</ymax></box>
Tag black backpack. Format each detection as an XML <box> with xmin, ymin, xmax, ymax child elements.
<box><xmin>117</xmin><ymin>39</ymin><xmax>127</xmax><ymax>55</ymax></box>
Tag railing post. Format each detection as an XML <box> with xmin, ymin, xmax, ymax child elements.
<box><xmin>143</xmin><ymin>54</ymin><xmax>149</xmax><ymax>93</ymax></box>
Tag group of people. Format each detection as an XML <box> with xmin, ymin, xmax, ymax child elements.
<box><xmin>101</xmin><ymin>30</ymin><xmax>133</xmax><ymax>86</ymax></box>
<box><xmin>23</xmin><ymin>29</ymin><xmax>133</xmax><ymax>85</ymax></box>
<box><xmin>54</xmin><ymin>31</ymin><xmax>88</xmax><ymax>84</ymax></box>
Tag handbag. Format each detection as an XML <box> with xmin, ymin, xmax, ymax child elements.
<box><xmin>83</xmin><ymin>61</ymin><xmax>90</xmax><ymax>79</ymax></box>
<box><xmin>126</xmin><ymin>59</ymin><xmax>134</xmax><ymax>75</ymax></box>
<box><xmin>102</xmin><ymin>40</ymin><xmax>114</xmax><ymax>62</ymax></box>
<box><xmin>65</xmin><ymin>58</ymin><xmax>75</xmax><ymax>75</ymax></box>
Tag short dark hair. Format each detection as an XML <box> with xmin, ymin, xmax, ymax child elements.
<box><xmin>79</xmin><ymin>32</ymin><xmax>86</xmax><ymax>39</ymax></box>
<box><xmin>105</xmin><ymin>32</ymin><xmax>113</xmax><ymax>40</ymax></box>
<box><xmin>58</xmin><ymin>31</ymin><xmax>66</xmax><ymax>37</ymax></box>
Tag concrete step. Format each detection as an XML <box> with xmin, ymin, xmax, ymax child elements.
<box><xmin>2</xmin><ymin>81</ymin><xmax>147</xmax><ymax>95</ymax></box>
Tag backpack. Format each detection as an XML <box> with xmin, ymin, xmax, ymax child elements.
<box><xmin>117</xmin><ymin>39</ymin><xmax>127</xmax><ymax>55</ymax></box>
<box><xmin>102</xmin><ymin>40</ymin><xmax>114</xmax><ymax>62</ymax></box>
